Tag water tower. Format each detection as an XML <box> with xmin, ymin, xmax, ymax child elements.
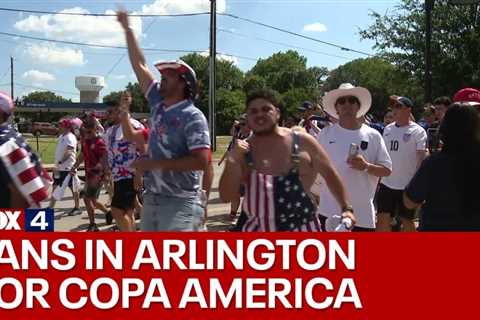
<box><xmin>75</xmin><ymin>75</ymin><xmax>105</xmax><ymax>103</ymax></box>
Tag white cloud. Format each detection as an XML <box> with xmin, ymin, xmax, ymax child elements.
<box><xmin>141</xmin><ymin>0</ymin><xmax>226</xmax><ymax>15</ymax></box>
<box><xmin>22</xmin><ymin>70</ymin><xmax>56</xmax><ymax>86</ymax></box>
<box><xmin>200</xmin><ymin>50</ymin><xmax>239</xmax><ymax>66</ymax></box>
<box><xmin>303</xmin><ymin>22</ymin><xmax>328</xmax><ymax>32</ymax></box>
<box><xmin>24</xmin><ymin>43</ymin><xmax>85</xmax><ymax>66</ymax></box>
<box><xmin>14</xmin><ymin>7</ymin><xmax>142</xmax><ymax>47</ymax></box>
<box><xmin>218</xmin><ymin>54</ymin><xmax>239</xmax><ymax>66</ymax></box>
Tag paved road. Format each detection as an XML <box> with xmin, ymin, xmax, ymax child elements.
<box><xmin>42</xmin><ymin>163</ymin><xmax>233</xmax><ymax>232</ymax></box>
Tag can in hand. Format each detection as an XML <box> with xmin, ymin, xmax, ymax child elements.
<box><xmin>348</xmin><ymin>143</ymin><xmax>359</xmax><ymax>157</ymax></box>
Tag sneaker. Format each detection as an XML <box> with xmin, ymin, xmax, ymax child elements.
<box><xmin>105</xmin><ymin>211</ymin><xmax>113</xmax><ymax>225</ymax></box>
<box><xmin>87</xmin><ymin>223</ymin><xmax>99</xmax><ymax>232</ymax></box>
<box><xmin>67</xmin><ymin>207</ymin><xmax>81</xmax><ymax>216</ymax></box>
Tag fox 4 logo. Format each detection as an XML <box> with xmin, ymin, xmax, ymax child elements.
<box><xmin>0</xmin><ymin>209</ymin><xmax>23</xmax><ymax>231</ymax></box>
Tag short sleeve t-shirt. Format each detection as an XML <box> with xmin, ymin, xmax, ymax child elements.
<box><xmin>405</xmin><ymin>153</ymin><xmax>480</xmax><ymax>231</ymax></box>
<box><xmin>145</xmin><ymin>80</ymin><xmax>211</xmax><ymax>198</ymax></box>
<box><xmin>105</xmin><ymin>119</ymin><xmax>144</xmax><ymax>182</ymax></box>
<box><xmin>381</xmin><ymin>122</ymin><xmax>427</xmax><ymax>190</ymax></box>
<box><xmin>82</xmin><ymin>136</ymin><xmax>107</xmax><ymax>182</ymax></box>
<box><xmin>317</xmin><ymin>123</ymin><xmax>392</xmax><ymax>229</ymax></box>
<box><xmin>54</xmin><ymin>132</ymin><xmax>77</xmax><ymax>171</ymax></box>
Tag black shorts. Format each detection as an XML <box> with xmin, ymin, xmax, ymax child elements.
<box><xmin>111</xmin><ymin>178</ymin><xmax>136</xmax><ymax>210</ymax></box>
<box><xmin>83</xmin><ymin>184</ymin><xmax>101</xmax><ymax>199</ymax></box>
<box><xmin>53</xmin><ymin>171</ymin><xmax>73</xmax><ymax>188</ymax></box>
<box><xmin>376</xmin><ymin>183</ymin><xmax>415</xmax><ymax>220</ymax></box>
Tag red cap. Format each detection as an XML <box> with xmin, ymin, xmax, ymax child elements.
<box><xmin>453</xmin><ymin>88</ymin><xmax>480</xmax><ymax>106</ymax></box>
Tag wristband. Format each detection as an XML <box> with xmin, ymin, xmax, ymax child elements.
<box><xmin>341</xmin><ymin>205</ymin><xmax>354</xmax><ymax>214</ymax></box>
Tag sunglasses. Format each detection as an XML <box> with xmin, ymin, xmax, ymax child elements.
<box><xmin>238</xmin><ymin>122</ymin><xmax>246</xmax><ymax>127</ymax></box>
<box><xmin>392</xmin><ymin>103</ymin><xmax>405</xmax><ymax>109</ymax></box>
<box><xmin>336</xmin><ymin>96</ymin><xmax>360</xmax><ymax>105</ymax></box>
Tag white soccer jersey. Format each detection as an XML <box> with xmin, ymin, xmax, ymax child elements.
<box><xmin>381</xmin><ymin>122</ymin><xmax>427</xmax><ymax>190</ymax></box>
<box><xmin>317</xmin><ymin>123</ymin><xmax>392</xmax><ymax>229</ymax></box>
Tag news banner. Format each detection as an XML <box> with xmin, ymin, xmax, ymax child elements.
<box><xmin>0</xmin><ymin>208</ymin><xmax>478</xmax><ymax>319</ymax></box>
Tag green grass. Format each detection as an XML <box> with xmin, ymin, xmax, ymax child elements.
<box><xmin>26</xmin><ymin>135</ymin><xmax>57</xmax><ymax>164</ymax></box>
<box><xmin>25</xmin><ymin>134</ymin><xmax>232</xmax><ymax>165</ymax></box>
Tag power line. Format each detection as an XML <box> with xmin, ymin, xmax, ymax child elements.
<box><xmin>0</xmin><ymin>7</ymin><xmax>210</xmax><ymax>17</ymax></box>
<box><xmin>15</xmin><ymin>82</ymin><xmax>79</xmax><ymax>96</ymax></box>
<box><xmin>0</xmin><ymin>5</ymin><xmax>374</xmax><ymax>57</ymax></box>
<box><xmin>0</xmin><ymin>31</ymin><xmax>206</xmax><ymax>53</ymax></box>
<box><xmin>216</xmin><ymin>51</ymin><xmax>258</xmax><ymax>62</ymax></box>
<box><xmin>219</xmin><ymin>13</ymin><xmax>374</xmax><ymax>57</ymax></box>
<box><xmin>218</xmin><ymin>28</ymin><xmax>351</xmax><ymax>60</ymax></box>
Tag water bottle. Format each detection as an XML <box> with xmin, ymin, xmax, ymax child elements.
<box><xmin>325</xmin><ymin>215</ymin><xmax>353</xmax><ymax>232</ymax></box>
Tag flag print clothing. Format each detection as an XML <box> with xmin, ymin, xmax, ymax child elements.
<box><xmin>0</xmin><ymin>123</ymin><xmax>51</xmax><ymax>207</ymax></box>
<box><xmin>241</xmin><ymin>132</ymin><xmax>322</xmax><ymax>232</ymax></box>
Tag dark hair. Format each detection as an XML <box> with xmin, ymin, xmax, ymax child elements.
<box><xmin>246</xmin><ymin>88</ymin><xmax>283</xmax><ymax>110</ymax></box>
<box><xmin>105</xmin><ymin>100</ymin><xmax>119</xmax><ymax>109</ymax></box>
<box><xmin>83</xmin><ymin>117</ymin><xmax>97</xmax><ymax>130</ymax></box>
<box><xmin>440</xmin><ymin>104</ymin><xmax>480</xmax><ymax>213</ymax></box>
<box><xmin>433</xmin><ymin>96</ymin><xmax>452</xmax><ymax>107</ymax></box>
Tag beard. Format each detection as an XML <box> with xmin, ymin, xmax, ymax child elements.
<box><xmin>252</xmin><ymin>123</ymin><xmax>277</xmax><ymax>136</ymax></box>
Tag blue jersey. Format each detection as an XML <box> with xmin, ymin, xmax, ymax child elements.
<box><xmin>145</xmin><ymin>81</ymin><xmax>210</xmax><ymax>198</ymax></box>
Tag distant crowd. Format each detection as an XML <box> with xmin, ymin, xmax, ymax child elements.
<box><xmin>1</xmin><ymin>10</ymin><xmax>480</xmax><ymax>232</ymax></box>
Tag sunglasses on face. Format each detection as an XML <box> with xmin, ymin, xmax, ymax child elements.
<box><xmin>336</xmin><ymin>96</ymin><xmax>360</xmax><ymax>105</ymax></box>
<box><xmin>392</xmin><ymin>103</ymin><xmax>405</xmax><ymax>109</ymax></box>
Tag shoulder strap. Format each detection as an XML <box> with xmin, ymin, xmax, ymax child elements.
<box><xmin>291</xmin><ymin>130</ymin><xmax>300</xmax><ymax>170</ymax></box>
<box><xmin>244</xmin><ymin>135</ymin><xmax>254</xmax><ymax>169</ymax></box>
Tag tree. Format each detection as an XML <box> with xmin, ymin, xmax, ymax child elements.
<box><xmin>19</xmin><ymin>91</ymin><xmax>71</xmax><ymax>122</ymax></box>
<box><xmin>248</xmin><ymin>50</ymin><xmax>325</xmax><ymax>118</ymax></box>
<box><xmin>103</xmin><ymin>82</ymin><xmax>148</xmax><ymax>113</ymax></box>
<box><xmin>22</xmin><ymin>91</ymin><xmax>71</xmax><ymax>103</ymax></box>
<box><xmin>216</xmin><ymin>89</ymin><xmax>246</xmax><ymax>134</ymax></box>
<box><xmin>323</xmin><ymin>57</ymin><xmax>417</xmax><ymax>118</ymax></box>
<box><xmin>181</xmin><ymin>53</ymin><xmax>245</xmax><ymax>133</ymax></box>
<box><xmin>359</xmin><ymin>0</ymin><xmax>480</xmax><ymax>103</ymax></box>
<box><xmin>243</xmin><ymin>74</ymin><xmax>267</xmax><ymax>95</ymax></box>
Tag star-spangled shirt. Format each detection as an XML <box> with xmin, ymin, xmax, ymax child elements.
<box><xmin>105</xmin><ymin>119</ymin><xmax>144</xmax><ymax>182</ymax></box>
<box><xmin>144</xmin><ymin>80</ymin><xmax>210</xmax><ymax>198</ymax></box>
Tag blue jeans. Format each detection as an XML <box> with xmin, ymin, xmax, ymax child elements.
<box><xmin>141</xmin><ymin>193</ymin><xmax>204</xmax><ymax>231</ymax></box>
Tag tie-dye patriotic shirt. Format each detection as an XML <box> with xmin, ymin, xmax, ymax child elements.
<box><xmin>0</xmin><ymin>123</ymin><xmax>51</xmax><ymax>207</ymax></box>
<box><xmin>105</xmin><ymin>119</ymin><xmax>144</xmax><ymax>182</ymax></box>
<box><xmin>144</xmin><ymin>80</ymin><xmax>210</xmax><ymax>198</ymax></box>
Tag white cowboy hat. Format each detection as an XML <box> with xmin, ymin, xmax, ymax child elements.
<box><xmin>322</xmin><ymin>83</ymin><xmax>372</xmax><ymax>119</ymax></box>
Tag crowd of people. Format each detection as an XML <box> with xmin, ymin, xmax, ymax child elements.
<box><xmin>1</xmin><ymin>10</ymin><xmax>480</xmax><ymax>232</ymax></box>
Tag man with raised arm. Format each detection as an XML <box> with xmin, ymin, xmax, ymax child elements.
<box><xmin>117</xmin><ymin>9</ymin><xmax>211</xmax><ymax>231</ymax></box>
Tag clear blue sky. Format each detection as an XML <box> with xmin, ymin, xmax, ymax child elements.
<box><xmin>0</xmin><ymin>0</ymin><xmax>399</xmax><ymax>102</ymax></box>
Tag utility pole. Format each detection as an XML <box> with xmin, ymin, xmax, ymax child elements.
<box><xmin>425</xmin><ymin>0</ymin><xmax>433</xmax><ymax>103</ymax></box>
<box><xmin>10</xmin><ymin>56</ymin><xmax>14</xmax><ymax>100</ymax></box>
<box><xmin>209</xmin><ymin>0</ymin><xmax>217</xmax><ymax>151</ymax></box>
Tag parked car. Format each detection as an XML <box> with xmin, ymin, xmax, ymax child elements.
<box><xmin>17</xmin><ymin>121</ymin><xmax>31</xmax><ymax>133</ymax></box>
<box><xmin>32</xmin><ymin>122</ymin><xmax>59</xmax><ymax>136</ymax></box>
